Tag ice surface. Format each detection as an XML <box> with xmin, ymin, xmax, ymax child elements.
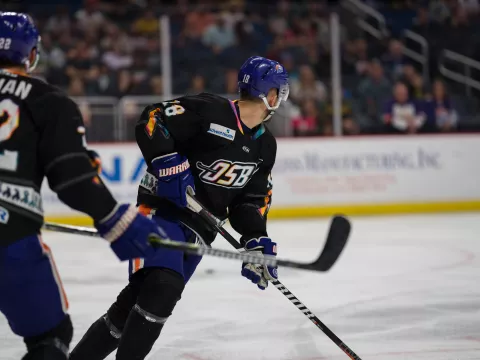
<box><xmin>1</xmin><ymin>213</ymin><xmax>480</xmax><ymax>360</ymax></box>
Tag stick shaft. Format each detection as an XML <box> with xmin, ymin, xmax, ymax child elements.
<box><xmin>186</xmin><ymin>195</ymin><xmax>362</xmax><ymax>360</ymax></box>
<box><xmin>43</xmin><ymin>223</ymin><xmax>314</xmax><ymax>270</ymax></box>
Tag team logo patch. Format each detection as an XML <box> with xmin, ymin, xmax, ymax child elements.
<box><xmin>145</xmin><ymin>108</ymin><xmax>161</xmax><ymax>138</ymax></box>
<box><xmin>0</xmin><ymin>206</ymin><xmax>9</xmax><ymax>224</ymax></box>
<box><xmin>207</xmin><ymin>123</ymin><xmax>236</xmax><ymax>141</ymax></box>
<box><xmin>196</xmin><ymin>159</ymin><xmax>258</xmax><ymax>188</ymax></box>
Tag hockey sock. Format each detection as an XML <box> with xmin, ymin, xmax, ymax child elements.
<box><xmin>69</xmin><ymin>314</ymin><xmax>121</xmax><ymax>360</ymax></box>
<box><xmin>115</xmin><ymin>268</ymin><xmax>185</xmax><ymax>360</ymax></box>
<box><xmin>22</xmin><ymin>315</ymin><xmax>73</xmax><ymax>360</ymax></box>
<box><xmin>115</xmin><ymin>305</ymin><xmax>167</xmax><ymax>360</ymax></box>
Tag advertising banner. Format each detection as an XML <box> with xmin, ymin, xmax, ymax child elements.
<box><xmin>42</xmin><ymin>135</ymin><xmax>480</xmax><ymax>220</ymax></box>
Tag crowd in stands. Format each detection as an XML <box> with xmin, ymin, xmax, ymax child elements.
<box><xmin>5</xmin><ymin>0</ymin><xmax>479</xmax><ymax>140</ymax></box>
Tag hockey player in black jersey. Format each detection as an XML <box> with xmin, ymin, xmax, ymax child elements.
<box><xmin>70</xmin><ymin>56</ymin><xmax>290</xmax><ymax>360</ymax></box>
<box><xmin>0</xmin><ymin>13</ymin><xmax>169</xmax><ymax>360</ymax></box>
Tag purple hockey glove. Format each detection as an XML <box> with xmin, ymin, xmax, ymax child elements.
<box><xmin>95</xmin><ymin>204</ymin><xmax>168</xmax><ymax>261</ymax></box>
<box><xmin>241</xmin><ymin>237</ymin><xmax>278</xmax><ymax>290</ymax></box>
<box><xmin>151</xmin><ymin>152</ymin><xmax>195</xmax><ymax>207</ymax></box>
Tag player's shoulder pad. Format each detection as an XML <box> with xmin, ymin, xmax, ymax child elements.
<box><xmin>29</xmin><ymin>87</ymin><xmax>82</xmax><ymax>125</ymax></box>
<box><xmin>174</xmin><ymin>92</ymin><xmax>230</xmax><ymax>116</ymax></box>
<box><xmin>18</xmin><ymin>74</ymin><xmax>62</xmax><ymax>99</ymax></box>
<box><xmin>139</xmin><ymin>93</ymin><xmax>228</xmax><ymax>123</ymax></box>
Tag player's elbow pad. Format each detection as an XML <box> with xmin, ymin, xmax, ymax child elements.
<box><xmin>46</xmin><ymin>153</ymin><xmax>117</xmax><ymax>220</ymax></box>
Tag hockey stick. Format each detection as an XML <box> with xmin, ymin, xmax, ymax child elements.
<box><xmin>42</xmin><ymin>222</ymin><xmax>340</xmax><ymax>272</ymax></box>
<box><xmin>185</xmin><ymin>194</ymin><xmax>362</xmax><ymax>360</ymax></box>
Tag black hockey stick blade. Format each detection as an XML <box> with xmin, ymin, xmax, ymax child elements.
<box><xmin>271</xmin><ymin>215</ymin><xmax>350</xmax><ymax>272</ymax></box>
<box><xmin>310</xmin><ymin>215</ymin><xmax>351</xmax><ymax>271</ymax></box>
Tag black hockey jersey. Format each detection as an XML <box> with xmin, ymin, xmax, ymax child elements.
<box><xmin>136</xmin><ymin>93</ymin><xmax>276</xmax><ymax>243</ymax></box>
<box><xmin>0</xmin><ymin>69</ymin><xmax>117</xmax><ymax>245</ymax></box>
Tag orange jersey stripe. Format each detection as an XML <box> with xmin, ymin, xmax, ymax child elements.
<box><xmin>138</xmin><ymin>204</ymin><xmax>153</xmax><ymax>216</ymax></box>
<box><xmin>39</xmin><ymin>238</ymin><xmax>69</xmax><ymax>311</ymax></box>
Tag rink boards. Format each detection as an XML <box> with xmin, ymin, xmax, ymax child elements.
<box><xmin>44</xmin><ymin>134</ymin><xmax>480</xmax><ymax>224</ymax></box>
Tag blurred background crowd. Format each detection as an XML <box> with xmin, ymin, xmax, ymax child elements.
<box><xmin>3</xmin><ymin>0</ymin><xmax>480</xmax><ymax>140</ymax></box>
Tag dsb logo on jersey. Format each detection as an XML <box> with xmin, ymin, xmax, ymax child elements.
<box><xmin>196</xmin><ymin>160</ymin><xmax>258</xmax><ymax>188</ymax></box>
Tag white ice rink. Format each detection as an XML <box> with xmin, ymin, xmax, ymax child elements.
<box><xmin>1</xmin><ymin>213</ymin><xmax>480</xmax><ymax>360</ymax></box>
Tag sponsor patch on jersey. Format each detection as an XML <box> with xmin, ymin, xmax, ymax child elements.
<box><xmin>207</xmin><ymin>123</ymin><xmax>236</xmax><ymax>141</ymax></box>
<box><xmin>0</xmin><ymin>181</ymin><xmax>43</xmax><ymax>217</ymax></box>
<box><xmin>0</xmin><ymin>206</ymin><xmax>9</xmax><ymax>224</ymax></box>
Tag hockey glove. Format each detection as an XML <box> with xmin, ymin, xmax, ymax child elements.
<box><xmin>241</xmin><ymin>237</ymin><xmax>278</xmax><ymax>290</ymax></box>
<box><xmin>95</xmin><ymin>204</ymin><xmax>168</xmax><ymax>261</ymax></box>
<box><xmin>151</xmin><ymin>152</ymin><xmax>195</xmax><ymax>207</ymax></box>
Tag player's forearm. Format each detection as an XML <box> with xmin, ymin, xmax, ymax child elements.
<box><xmin>56</xmin><ymin>177</ymin><xmax>117</xmax><ymax>221</ymax></box>
<box><xmin>229</xmin><ymin>203</ymin><xmax>268</xmax><ymax>245</ymax></box>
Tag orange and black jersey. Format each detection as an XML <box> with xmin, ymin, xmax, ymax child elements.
<box><xmin>136</xmin><ymin>93</ymin><xmax>276</xmax><ymax>243</ymax></box>
<box><xmin>0</xmin><ymin>70</ymin><xmax>116</xmax><ymax>245</ymax></box>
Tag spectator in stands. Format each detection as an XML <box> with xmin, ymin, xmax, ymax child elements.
<box><xmin>382</xmin><ymin>39</ymin><xmax>407</xmax><ymax>80</ymax></box>
<box><xmin>322</xmin><ymin>90</ymin><xmax>360</xmax><ymax>136</ymax></box>
<box><xmin>149</xmin><ymin>75</ymin><xmax>163</xmax><ymax>96</ymax></box>
<box><xmin>280</xmin><ymin>53</ymin><xmax>299</xmax><ymax>82</ymax></box>
<box><xmin>353</xmin><ymin>38</ymin><xmax>370</xmax><ymax>77</ymax></box>
<box><xmin>75</xmin><ymin>0</ymin><xmax>105</xmax><ymax>30</ymax></box>
<box><xmin>357</xmin><ymin>60</ymin><xmax>392</xmax><ymax>132</ymax></box>
<box><xmin>224</xmin><ymin>68</ymin><xmax>238</xmax><ymax>94</ymax></box>
<box><xmin>283</xmin><ymin>15</ymin><xmax>316</xmax><ymax>48</ymax></box>
<box><xmin>289</xmin><ymin>64</ymin><xmax>327</xmax><ymax>105</ymax></box>
<box><xmin>45</xmin><ymin>5</ymin><xmax>71</xmax><ymax>36</ymax></box>
<box><xmin>132</xmin><ymin>10</ymin><xmax>159</xmax><ymax>36</ymax></box>
<box><xmin>446</xmin><ymin>7</ymin><xmax>472</xmax><ymax>54</ymax></box>
<box><xmin>117</xmin><ymin>69</ymin><xmax>134</xmax><ymax>97</ymax></box>
<box><xmin>429</xmin><ymin>0</ymin><xmax>452</xmax><ymax>23</ymax></box>
<box><xmin>202</xmin><ymin>13</ymin><xmax>235</xmax><ymax>54</ymax></box>
<box><xmin>40</xmin><ymin>34</ymin><xmax>68</xmax><ymax>85</ymax></box>
<box><xmin>411</xmin><ymin>6</ymin><xmax>441</xmax><ymax>38</ymax></box>
<box><xmin>383</xmin><ymin>82</ymin><xmax>428</xmax><ymax>134</ymax></box>
<box><xmin>68</xmin><ymin>77</ymin><xmax>86</xmax><ymax>96</ymax></box>
<box><xmin>187</xmin><ymin>74</ymin><xmax>207</xmax><ymax>94</ymax></box>
<box><xmin>67</xmin><ymin>40</ymin><xmax>99</xmax><ymax>75</ymax></box>
<box><xmin>409</xmin><ymin>72</ymin><xmax>429</xmax><ymax>100</ymax></box>
<box><xmin>459</xmin><ymin>0</ymin><xmax>480</xmax><ymax>14</ymax></box>
<box><xmin>266</xmin><ymin>35</ymin><xmax>288</xmax><ymax>62</ymax></box>
<box><xmin>305</xmin><ymin>44</ymin><xmax>329</xmax><ymax>80</ymax></box>
<box><xmin>88</xmin><ymin>64</ymin><xmax>118</xmax><ymax>96</ymax></box>
<box><xmin>431</xmin><ymin>79</ymin><xmax>458</xmax><ymax>132</ymax></box>
<box><xmin>268</xmin><ymin>0</ymin><xmax>291</xmax><ymax>36</ymax></box>
<box><xmin>102</xmin><ymin>43</ymin><xmax>133</xmax><ymax>71</ymax></box>
<box><xmin>221</xmin><ymin>2</ymin><xmax>245</xmax><ymax>29</ymax></box>
<box><xmin>398</xmin><ymin>64</ymin><xmax>416</xmax><ymax>86</ymax></box>
<box><xmin>291</xmin><ymin>99</ymin><xmax>322</xmax><ymax>137</ymax></box>
<box><xmin>101</xmin><ymin>23</ymin><xmax>134</xmax><ymax>54</ymax></box>
<box><xmin>342</xmin><ymin>38</ymin><xmax>370</xmax><ymax>77</ymax></box>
